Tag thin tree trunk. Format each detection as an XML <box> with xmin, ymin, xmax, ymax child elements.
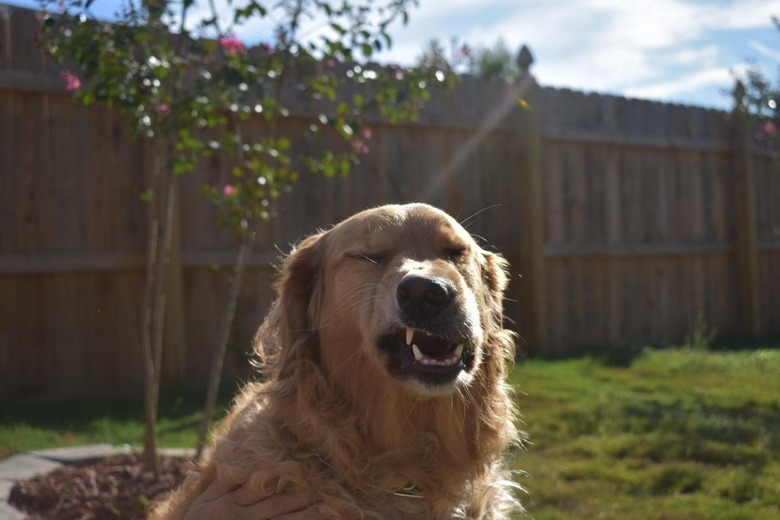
<box><xmin>141</xmin><ymin>219</ymin><xmax>160</xmax><ymax>477</ymax></box>
<box><xmin>152</xmin><ymin>158</ymin><xmax>177</xmax><ymax>395</ymax></box>
<box><xmin>142</xmin><ymin>146</ymin><xmax>162</xmax><ymax>478</ymax></box>
<box><xmin>142</xmin><ymin>139</ymin><xmax>177</xmax><ymax>479</ymax></box>
<box><xmin>195</xmin><ymin>228</ymin><xmax>256</xmax><ymax>461</ymax></box>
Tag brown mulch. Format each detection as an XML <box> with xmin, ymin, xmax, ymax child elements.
<box><xmin>8</xmin><ymin>453</ymin><xmax>191</xmax><ymax>519</ymax></box>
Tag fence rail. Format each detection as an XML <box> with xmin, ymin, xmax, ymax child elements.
<box><xmin>1</xmin><ymin>5</ymin><xmax>779</xmax><ymax>399</ymax></box>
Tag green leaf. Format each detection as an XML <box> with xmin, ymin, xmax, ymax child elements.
<box><xmin>339</xmin><ymin>155</ymin><xmax>350</xmax><ymax>177</ymax></box>
<box><xmin>235</xmin><ymin>1</ymin><xmax>268</xmax><ymax>23</ymax></box>
<box><xmin>318</xmin><ymin>2</ymin><xmax>333</xmax><ymax>16</ymax></box>
<box><xmin>330</xmin><ymin>22</ymin><xmax>346</xmax><ymax>35</ymax></box>
<box><xmin>203</xmin><ymin>39</ymin><xmax>218</xmax><ymax>53</ymax></box>
<box><xmin>322</xmin><ymin>151</ymin><xmax>336</xmax><ymax>177</ymax></box>
<box><xmin>81</xmin><ymin>91</ymin><xmax>96</xmax><ymax>105</ymax></box>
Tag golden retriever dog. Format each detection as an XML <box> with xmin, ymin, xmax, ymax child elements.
<box><xmin>153</xmin><ymin>203</ymin><xmax>522</xmax><ymax>519</ymax></box>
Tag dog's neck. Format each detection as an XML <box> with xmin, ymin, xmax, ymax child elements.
<box><xmin>276</xmin><ymin>347</ymin><xmax>508</xmax><ymax>499</ymax></box>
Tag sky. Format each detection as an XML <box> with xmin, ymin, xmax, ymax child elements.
<box><xmin>387</xmin><ymin>0</ymin><xmax>780</xmax><ymax>110</ymax></box>
<box><xmin>10</xmin><ymin>0</ymin><xmax>780</xmax><ymax>110</ymax></box>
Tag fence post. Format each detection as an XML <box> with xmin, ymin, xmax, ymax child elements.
<box><xmin>509</xmin><ymin>46</ymin><xmax>547</xmax><ymax>355</ymax></box>
<box><xmin>732</xmin><ymin>82</ymin><xmax>761</xmax><ymax>339</ymax></box>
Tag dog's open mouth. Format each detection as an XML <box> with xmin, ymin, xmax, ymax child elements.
<box><xmin>378</xmin><ymin>327</ymin><xmax>474</xmax><ymax>386</ymax></box>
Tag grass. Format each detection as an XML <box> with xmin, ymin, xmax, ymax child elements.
<box><xmin>0</xmin><ymin>387</ymin><xmax>233</xmax><ymax>460</ymax></box>
<box><xmin>511</xmin><ymin>347</ymin><xmax>780</xmax><ymax>519</ymax></box>
<box><xmin>1</xmin><ymin>348</ymin><xmax>779</xmax><ymax>519</ymax></box>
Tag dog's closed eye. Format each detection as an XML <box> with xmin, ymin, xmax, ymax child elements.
<box><xmin>348</xmin><ymin>252</ymin><xmax>385</xmax><ymax>265</ymax></box>
<box><xmin>444</xmin><ymin>247</ymin><xmax>467</xmax><ymax>262</ymax></box>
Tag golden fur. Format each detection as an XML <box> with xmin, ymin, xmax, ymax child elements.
<box><xmin>152</xmin><ymin>203</ymin><xmax>521</xmax><ymax>519</ymax></box>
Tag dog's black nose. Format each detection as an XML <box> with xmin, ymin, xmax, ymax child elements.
<box><xmin>397</xmin><ymin>275</ymin><xmax>454</xmax><ymax>321</ymax></box>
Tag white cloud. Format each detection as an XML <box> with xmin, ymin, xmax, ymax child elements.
<box><xmin>666</xmin><ymin>46</ymin><xmax>721</xmax><ymax>67</ymax></box>
<box><xmin>406</xmin><ymin>0</ymin><xmax>517</xmax><ymax>22</ymax></box>
<box><xmin>699</xmin><ymin>0</ymin><xmax>780</xmax><ymax>30</ymax></box>
<box><xmin>374</xmin><ymin>0</ymin><xmax>780</xmax><ymax>108</ymax></box>
<box><xmin>750</xmin><ymin>40</ymin><xmax>780</xmax><ymax>63</ymax></box>
<box><xmin>624</xmin><ymin>66</ymin><xmax>733</xmax><ymax>101</ymax></box>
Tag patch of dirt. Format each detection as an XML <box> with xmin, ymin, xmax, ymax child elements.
<box><xmin>8</xmin><ymin>452</ymin><xmax>191</xmax><ymax>519</ymax></box>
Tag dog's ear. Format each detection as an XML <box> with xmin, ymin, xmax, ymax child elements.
<box><xmin>482</xmin><ymin>251</ymin><xmax>509</xmax><ymax>305</ymax></box>
<box><xmin>481</xmin><ymin>251</ymin><xmax>510</xmax><ymax>328</ymax></box>
<box><xmin>254</xmin><ymin>231</ymin><xmax>325</xmax><ymax>377</ymax></box>
<box><xmin>277</xmin><ymin>232</ymin><xmax>326</xmax><ymax>334</ymax></box>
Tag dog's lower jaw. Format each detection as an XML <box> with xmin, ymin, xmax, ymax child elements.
<box><xmin>397</xmin><ymin>368</ymin><xmax>476</xmax><ymax>398</ymax></box>
<box><xmin>375</xmin><ymin>328</ymin><xmax>482</xmax><ymax>397</ymax></box>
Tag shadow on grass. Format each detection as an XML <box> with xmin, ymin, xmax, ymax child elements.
<box><xmin>619</xmin><ymin>404</ymin><xmax>775</xmax><ymax>465</ymax></box>
<box><xmin>519</xmin><ymin>344</ymin><xmax>647</xmax><ymax>368</ymax></box>
<box><xmin>0</xmin><ymin>382</ymin><xmax>242</xmax><ymax>439</ymax></box>
<box><xmin>521</xmin><ymin>336</ymin><xmax>780</xmax><ymax>368</ymax></box>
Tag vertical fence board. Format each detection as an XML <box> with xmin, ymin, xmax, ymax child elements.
<box><xmin>0</xmin><ymin>90</ymin><xmax>16</xmax><ymax>250</ymax></box>
<box><xmin>732</xmin><ymin>111</ymin><xmax>761</xmax><ymax>338</ymax></box>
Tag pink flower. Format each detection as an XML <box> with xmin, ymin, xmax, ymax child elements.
<box><xmin>223</xmin><ymin>184</ymin><xmax>235</xmax><ymax>196</ymax></box>
<box><xmin>764</xmin><ymin>122</ymin><xmax>776</xmax><ymax>134</ymax></box>
<box><xmin>351</xmin><ymin>139</ymin><xmax>370</xmax><ymax>155</ymax></box>
<box><xmin>219</xmin><ymin>36</ymin><xmax>245</xmax><ymax>54</ymax></box>
<box><xmin>60</xmin><ymin>70</ymin><xmax>81</xmax><ymax>91</ymax></box>
<box><xmin>361</xmin><ymin>127</ymin><xmax>372</xmax><ymax>140</ymax></box>
<box><xmin>158</xmin><ymin>103</ymin><xmax>171</xmax><ymax>115</ymax></box>
<box><xmin>326</xmin><ymin>58</ymin><xmax>336</xmax><ymax>69</ymax></box>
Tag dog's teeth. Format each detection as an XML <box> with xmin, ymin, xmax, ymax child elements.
<box><xmin>412</xmin><ymin>344</ymin><xmax>423</xmax><ymax>361</ymax></box>
<box><xmin>406</xmin><ymin>327</ymin><xmax>414</xmax><ymax>346</ymax></box>
<box><xmin>454</xmin><ymin>344</ymin><xmax>464</xmax><ymax>358</ymax></box>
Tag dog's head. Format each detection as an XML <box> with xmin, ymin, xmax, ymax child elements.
<box><xmin>257</xmin><ymin>203</ymin><xmax>511</xmax><ymax>398</ymax></box>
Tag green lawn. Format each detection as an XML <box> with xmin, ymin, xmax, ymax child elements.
<box><xmin>0</xmin><ymin>387</ymin><xmax>232</xmax><ymax>460</ymax></box>
<box><xmin>1</xmin><ymin>348</ymin><xmax>779</xmax><ymax>519</ymax></box>
<box><xmin>511</xmin><ymin>347</ymin><xmax>780</xmax><ymax>519</ymax></box>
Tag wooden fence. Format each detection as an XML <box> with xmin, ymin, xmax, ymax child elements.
<box><xmin>538</xmin><ymin>88</ymin><xmax>780</xmax><ymax>353</ymax></box>
<box><xmin>1</xmin><ymin>5</ymin><xmax>779</xmax><ymax>399</ymax></box>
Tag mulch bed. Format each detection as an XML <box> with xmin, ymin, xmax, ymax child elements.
<box><xmin>8</xmin><ymin>453</ymin><xmax>191</xmax><ymax>519</ymax></box>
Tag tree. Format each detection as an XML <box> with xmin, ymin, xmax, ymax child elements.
<box><xmin>415</xmin><ymin>37</ymin><xmax>475</xmax><ymax>74</ymax></box>
<box><xmin>416</xmin><ymin>38</ymin><xmax>450</xmax><ymax>70</ymax></box>
<box><xmin>735</xmin><ymin>15</ymin><xmax>779</xmax><ymax>145</ymax></box>
<box><xmin>38</xmin><ymin>0</ymin><xmax>446</xmax><ymax>479</ymax></box>
<box><xmin>473</xmin><ymin>37</ymin><xmax>518</xmax><ymax>81</ymax></box>
<box><xmin>415</xmin><ymin>36</ymin><xmax>520</xmax><ymax>80</ymax></box>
